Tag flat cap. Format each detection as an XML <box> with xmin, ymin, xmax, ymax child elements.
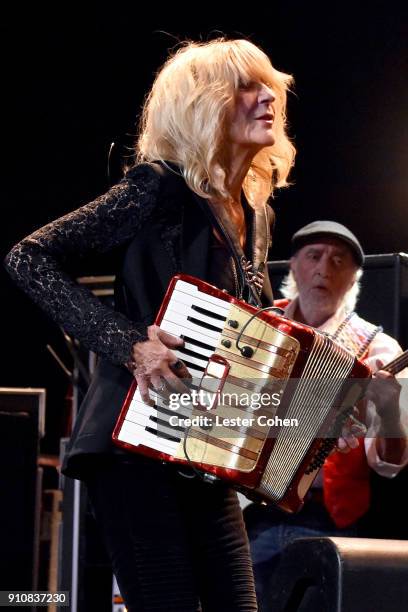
<box><xmin>291</xmin><ymin>220</ymin><xmax>364</xmax><ymax>266</ymax></box>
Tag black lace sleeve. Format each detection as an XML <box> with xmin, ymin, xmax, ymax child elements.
<box><xmin>4</xmin><ymin>163</ymin><xmax>161</xmax><ymax>365</ymax></box>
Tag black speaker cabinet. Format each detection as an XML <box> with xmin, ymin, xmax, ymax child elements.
<box><xmin>0</xmin><ymin>388</ymin><xmax>46</xmax><ymax>591</ymax></box>
<box><xmin>263</xmin><ymin>537</ymin><xmax>408</xmax><ymax>612</ymax></box>
<box><xmin>268</xmin><ymin>253</ymin><xmax>408</xmax><ymax>347</ymax></box>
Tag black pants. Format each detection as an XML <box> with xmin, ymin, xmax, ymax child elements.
<box><xmin>84</xmin><ymin>455</ymin><xmax>257</xmax><ymax>612</ymax></box>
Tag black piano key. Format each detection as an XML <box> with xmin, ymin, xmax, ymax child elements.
<box><xmin>150</xmin><ymin>415</ymin><xmax>185</xmax><ymax>432</ymax></box>
<box><xmin>180</xmin><ymin>335</ymin><xmax>216</xmax><ymax>352</ymax></box>
<box><xmin>180</xmin><ymin>359</ymin><xmax>206</xmax><ymax>373</ymax></box>
<box><xmin>191</xmin><ymin>304</ymin><xmax>227</xmax><ymax>322</ymax></box>
<box><xmin>183</xmin><ymin>382</ymin><xmax>199</xmax><ymax>392</ymax></box>
<box><xmin>178</xmin><ymin>346</ymin><xmax>209</xmax><ymax>362</ymax></box>
<box><xmin>155</xmin><ymin>404</ymin><xmax>189</xmax><ymax>419</ymax></box>
<box><xmin>145</xmin><ymin>426</ymin><xmax>181</xmax><ymax>443</ymax></box>
<box><xmin>187</xmin><ymin>316</ymin><xmax>223</xmax><ymax>333</ymax></box>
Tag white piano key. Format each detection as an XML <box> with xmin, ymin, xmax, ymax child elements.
<box><xmin>166</xmin><ymin>300</ymin><xmax>225</xmax><ymax>329</ymax></box>
<box><xmin>131</xmin><ymin>389</ymin><xmax>193</xmax><ymax>412</ymax></box>
<box><xmin>119</xmin><ymin>421</ymin><xmax>180</xmax><ymax>454</ymax></box>
<box><xmin>128</xmin><ymin>400</ymin><xmax>192</xmax><ymax>421</ymax></box>
<box><xmin>159</xmin><ymin>320</ymin><xmax>216</xmax><ymax>354</ymax></box>
<box><xmin>182</xmin><ymin>341</ymin><xmax>213</xmax><ymax>358</ymax></box>
<box><xmin>123</xmin><ymin>406</ymin><xmax>180</xmax><ymax>433</ymax></box>
<box><xmin>130</xmin><ymin>389</ymin><xmax>195</xmax><ymax>419</ymax></box>
<box><xmin>132</xmin><ymin>411</ymin><xmax>183</xmax><ymax>439</ymax></box>
<box><xmin>124</xmin><ymin>412</ymin><xmax>183</xmax><ymax>443</ymax></box>
<box><xmin>173</xmin><ymin>349</ymin><xmax>207</xmax><ymax>369</ymax></box>
<box><xmin>162</xmin><ymin>311</ymin><xmax>222</xmax><ymax>339</ymax></box>
<box><xmin>173</xmin><ymin>280</ymin><xmax>231</xmax><ymax>310</ymax></box>
<box><xmin>169</xmin><ymin>288</ymin><xmax>230</xmax><ymax>318</ymax></box>
<box><xmin>127</xmin><ymin>402</ymin><xmax>158</xmax><ymax>419</ymax></box>
<box><xmin>162</xmin><ymin>311</ymin><xmax>221</xmax><ymax>342</ymax></box>
<box><xmin>124</xmin><ymin>412</ymin><xmax>151</xmax><ymax>429</ymax></box>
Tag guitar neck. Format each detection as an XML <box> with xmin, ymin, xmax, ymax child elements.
<box><xmin>381</xmin><ymin>349</ymin><xmax>408</xmax><ymax>375</ymax></box>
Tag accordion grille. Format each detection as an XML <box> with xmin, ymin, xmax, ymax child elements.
<box><xmin>258</xmin><ymin>332</ymin><xmax>355</xmax><ymax>501</ymax></box>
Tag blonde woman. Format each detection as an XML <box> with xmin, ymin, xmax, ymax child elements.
<box><xmin>5</xmin><ymin>38</ymin><xmax>295</xmax><ymax>611</ymax></box>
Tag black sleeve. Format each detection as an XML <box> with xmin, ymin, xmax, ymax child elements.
<box><xmin>4</xmin><ymin>163</ymin><xmax>161</xmax><ymax>366</ymax></box>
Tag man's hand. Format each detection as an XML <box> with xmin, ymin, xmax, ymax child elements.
<box><xmin>336</xmin><ymin>412</ymin><xmax>367</xmax><ymax>453</ymax></box>
<box><xmin>366</xmin><ymin>360</ymin><xmax>401</xmax><ymax>427</ymax></box>
<box><xmin>364</xmin><ymin>359</ymin><xmax>405</xmax><ymax>463</ymax></box>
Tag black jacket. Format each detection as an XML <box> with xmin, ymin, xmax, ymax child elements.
<box><xmin>5</xmin><ymin>161</ymin><xmax>274</xmax><ymax>478</ymax></box>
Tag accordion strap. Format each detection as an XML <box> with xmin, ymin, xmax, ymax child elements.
<box><xmin>204</xmin><ymin>198</ymin><xmax>269</xmax><ymax>306</ymax></box>
<box><xmin>331</xmin><ymin>312</ymin><xmax>382</xmax><ymax>359</ymax></box>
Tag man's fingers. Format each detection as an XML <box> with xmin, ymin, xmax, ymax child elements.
<box><xmin>375</xmin><ymin>358</ymin><xmax>385</xmax><ymax>371</ymax></box>
<box><xmin>374</xmin><ymin>370</ymin><xmax>392</xmax><ymax>380</ymax></box>
<box><xmin>366</xmin><ymin>372</ymin><xmax>401</xmax><ymax>405</ymax></box>
<box><xmin>336</xmin><ymin>437</ymin><xmax>351</xmax><ymax>453</ymax></box>
<box><xmin>346</xmin><ymin>434</ymin><xmax>360</xmax><ymax>449</ymax></box>
<box><xmin>339</xmin><ymin>430</ymin><xmax>360</xmax><ymax>450</ymax></box>
<box><xmin>345</xmin><ymin>414</ymin><xmax>367</xmax><ymax>437</ymax></box>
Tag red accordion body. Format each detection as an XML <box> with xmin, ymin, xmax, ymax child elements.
<box><xmin>113</xmin><ymin>275</ymin><xmax>370</xmax><ymax>512</ymax></box>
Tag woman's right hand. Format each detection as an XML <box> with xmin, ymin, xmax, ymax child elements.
<box><xmin>130</xmin><ymin>325</ymin><xmax>191</xmax><ymax>404</ymax></box>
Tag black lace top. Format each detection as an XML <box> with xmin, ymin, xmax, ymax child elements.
<box><xmin>4</xmin><ymin>164</ymin><xmax>162</xmax><ymax>366</ymax></box>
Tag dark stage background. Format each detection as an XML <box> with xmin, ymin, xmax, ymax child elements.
<box><xmin>2</xmin><ymin>4</ymin><xmax>407</xmax><ymax>453</ymax></box>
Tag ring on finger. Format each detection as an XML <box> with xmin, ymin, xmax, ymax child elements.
<box><xmin>156</xmin><ymin>380</ymin><xmax>166</xmax><ymax>393</ymax></box>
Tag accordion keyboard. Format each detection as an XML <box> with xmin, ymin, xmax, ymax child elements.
<box><xmin>116</xmin><ymin>280</ymin><xmax>230</xmax><ymax>453</ymax></box>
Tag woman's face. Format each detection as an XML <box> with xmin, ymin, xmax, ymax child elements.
<box><xmin>228</xmin><ymin>81</ymin><xmax>276</xmax><ymax>151</ymax></box>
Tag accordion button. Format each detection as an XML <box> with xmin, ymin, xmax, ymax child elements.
<box><xmin>221</xmin><ymin>339</ymin><xmax>232</xmax><ymax>348</ymax></box>
<box><xmin>240</xmin><ymin>345</ymin><xmax>254</xmax><ymax>358</ymax></box>
<box><xmin>228</xmin><ymin>319</ymin><xmax>239</xmax><ymax>329</ymax></box>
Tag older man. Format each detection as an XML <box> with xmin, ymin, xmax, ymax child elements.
<box><xmin>245</xmin><ymin>221</ymin><xmax>408</xmax><ymax>609</ymax></box>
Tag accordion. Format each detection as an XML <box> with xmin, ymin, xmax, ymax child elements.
<box><xmin>112</xmin><ymin>274</ymin><xmax>371</xmax><ymax>512</ymax></box>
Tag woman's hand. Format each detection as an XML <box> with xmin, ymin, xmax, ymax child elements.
<box><xmin>130</xmin><ymin>325</ymin><xmax>191</xmax><ymax>404</ymax></box>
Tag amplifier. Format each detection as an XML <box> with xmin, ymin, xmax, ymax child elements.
<box><xmin>268</xmin><ymin>253</ymin><xmax>408</xmax><ymax>346</ymax></box>
<box><xmin>0</xmin><ymin>387</ymin><xmax>46</xmax><ymax>591</ymax></box>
